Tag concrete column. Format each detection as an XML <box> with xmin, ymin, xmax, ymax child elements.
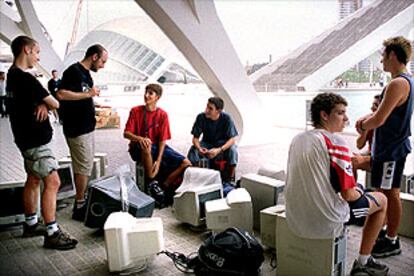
<box><xmin>135</xmin><ymin>0</ymin><xmax>268</xmax><ymax>144</ymax></box>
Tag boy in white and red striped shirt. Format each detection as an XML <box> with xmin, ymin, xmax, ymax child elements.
<box><xmin>285</xmin><ymin>93</ymin><xmax>389</xmax><ymax>276</ymax></box>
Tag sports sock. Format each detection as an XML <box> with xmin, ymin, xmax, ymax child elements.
<box><xmin>358</xmin><ymin>254</ymin><xmax>370</xmax><ymax>265</ymax></box>
<box><xmin>46</xmin><ymin>221</ymin><xmax>59</xmax><ymax>236</ymax></box>
<box><xmin>76</xmin><ymin>199</ymin><xmax>86</xmax><ymax>209</ymax></box>
<box><xmin>385</xmin><ymin>234</ymin><xmax>397</xmax><ymax>243</ymax></box>
<box><xmin>25</xmin><ymin>213</ymin><xmax>38</xmax><ymax>226</ymax></box>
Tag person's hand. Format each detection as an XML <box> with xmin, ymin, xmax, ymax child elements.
<box><xmin>139</xmin><ymin>137</ymin><xmax>152</xmax><ymax>150</ymax></box>
<box><xmin>206</xmin><ymin>147</ymin><xmax>221</xmax><ymax>159</ymax></box>
<box><xmin>355</xmin><ymin>119</ymin><xmax>366</xmax><ymax>134</ymax></box>
<box><xmin>198</xmin><ymin>147</ymin><xmax>208</xmax><ymax>155</ymax></box>
<box><xmin>88</xmin><ymin>86</ymin><xmax>100</xmax><ymax>97</ymax></box>
<box><xmin>34</xmin><ymin>103</ymin><xmax>49</xmax><ymax>122</ymax></box>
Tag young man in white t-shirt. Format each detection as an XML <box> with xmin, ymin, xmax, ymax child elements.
<box><xmin>285</xmin><ymin>93</ymin><xmax>389</xmax><ymax>275</ymax></box>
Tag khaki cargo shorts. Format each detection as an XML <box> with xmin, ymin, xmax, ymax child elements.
<box><xmin>22</xmin><ymin>144</ymin><xmax>58</xmax><ymax>178</ymax></box>
<box><xmin>66</xmin><ymin>132</ymin><xmax>95</xmax><ymax>176</ymax></box>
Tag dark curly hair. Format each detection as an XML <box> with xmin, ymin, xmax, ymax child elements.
<box><xmin>311</xmin><ymin>93</ymin><xmax>347</xmax><ymax>127</ymax></box>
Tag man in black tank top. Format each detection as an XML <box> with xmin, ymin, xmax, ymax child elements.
<box><xmin>356</xmin><ymin>36</ymin><xmax>414</xmax><ymax>259</ymax></box>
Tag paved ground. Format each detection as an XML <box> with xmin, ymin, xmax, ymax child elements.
<box><xmin>0</xmin><ymin>90</ymin><xmax>413</xmax><ymax>275</ymax></box>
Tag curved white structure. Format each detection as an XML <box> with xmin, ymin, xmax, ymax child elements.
<box><xmin>0</xmin><ymin>0</ymin><xmax>63</xmax><ymax>73</ymax></box>
<box><xmin>135</xmin><ymin>0</ymin><xmax>267</xmax><ymax>144</ymax></box>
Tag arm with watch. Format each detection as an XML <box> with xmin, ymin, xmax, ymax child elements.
<box><xmin>206</xmin><ymin>137</ymin><xmax>235</xmax><ymax>159</ymax></box>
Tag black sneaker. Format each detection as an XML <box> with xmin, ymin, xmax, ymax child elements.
<box><xmin>72</xmin><ymin>202</ymin><xmax>87</xmax><ymax>222</ymax></box>
<box><xmin>44</xmin><ymin>228</ymin><xmax>78</xmax><ymax>250</ymax></box>
<box><xmin>372</xmin><ymin>237</ymin><xmax>401</xmax><ymax>258</ymax></box>
<box><xmin>149</xmin><ymin>181</ymin><xmax>166</xmax><ymax>208</ymax></box>
<box><xmin>350</xmin><ymin>256</ymin><xmax>389</xmax><ymax>276</ymax></box>
<box><xmin>22</xmin><ymin>223</ymin><xmax>47</xmax><ymax>238</ymax></box>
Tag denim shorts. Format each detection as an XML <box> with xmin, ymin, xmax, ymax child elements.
<box><xmin>22</xmin><ymin>143</ymin><xmax>58</xmax><ymax>178</ymax></box>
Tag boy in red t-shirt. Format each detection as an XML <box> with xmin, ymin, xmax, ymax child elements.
<box><xmin>124</xmin><ymin>84</ymin><xmax>191</xmax><ymax>200</ymax></box>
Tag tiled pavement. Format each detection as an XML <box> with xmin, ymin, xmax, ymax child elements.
<box><xmin>0</xmin><ymin>91</ymin><xmax>413</xmax><ymax>275</ymax></box>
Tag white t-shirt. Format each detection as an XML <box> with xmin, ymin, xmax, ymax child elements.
<box><xmin>285</xmin><ymin>129</ymin><xmax>356</xmax><ymax>239</ymax></box>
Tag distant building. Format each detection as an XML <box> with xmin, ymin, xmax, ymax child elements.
<box><xmin>338</xmin><ymin>0</ymin><xmax>363</xmax><ymax>20</ymax></box>
<box><xmin>338</xmin><ymin>0</ymin><xmax>372</xmax><ymax>73</ymax></box>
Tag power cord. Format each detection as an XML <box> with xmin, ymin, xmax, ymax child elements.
<box><xmin>157</xmin><ymin>250</ymin><xmax>198</xmax><ymax>273</ymax></box>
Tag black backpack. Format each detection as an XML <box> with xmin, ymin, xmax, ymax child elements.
<box><xmin>194</xmin><ymin>227</ymin><xmax>264</xmax><ymax>276</ymax></box>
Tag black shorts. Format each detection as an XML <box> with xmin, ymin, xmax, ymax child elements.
<box><xmin>129</xmin><ymin>143</ymin><xmax>185</xmax><ymax>181</ymax></box>
<box><xmin>347</xmin><ymin>194</ymin><xmax>370</xmax><ymax>226</ymax></box>
<box><xmin>371</xmin><ymin>157</ymin><xmax>406</xmax><ymax>190</ymax></box>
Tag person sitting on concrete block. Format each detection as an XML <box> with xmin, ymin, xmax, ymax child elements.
<box><xmin>285</xmin><ymin>93</ymin><xmax>389</xmax><ymax>276</ymax></box>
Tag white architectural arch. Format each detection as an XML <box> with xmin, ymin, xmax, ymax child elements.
<box><xmin>0</xmin><ymin>0</ymin><xmax>63</xmax><ymax>73</ymax></box>
<box><xmin>135</xmin><ymin>0</ymin><xmax>268</xmax><ymax>145</ymax></box>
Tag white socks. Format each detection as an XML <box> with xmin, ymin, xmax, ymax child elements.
<box><xmin>46</xmin><ymin>221</ymin><xmax>59</xmax><ymax>236</ymax></box>
<box><xmin>25</xmin><ymin>213</ymin><xmax>38</xmax><ymax>226</ymax></box>
<box><xmin>358</xmin><ymin>254</ymin><xmax>370</xmax><ymax>265</ymax></box>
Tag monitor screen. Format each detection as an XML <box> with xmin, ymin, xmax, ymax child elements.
<box><xmin>0</xmin><ymin>187</ymin><xmax>24</xmax><ymax>217</ymax></box>
<box><xmin>57</xmin><ymin>164</ymin><xmax>75</xmax><ymax>199</ymax></box>
<box><xmin>199</xmin><ymin>190</ymin><xmax>221</xmax><ymax>218</ymax></box>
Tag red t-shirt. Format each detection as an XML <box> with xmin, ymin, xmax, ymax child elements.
<box><xmin>124</xmin><ymin>106</ymin><xmax>171</xmax><ymax>145</ymax></box>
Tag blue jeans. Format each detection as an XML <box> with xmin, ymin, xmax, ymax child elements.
<box><xmin>187</xmin><ymin>141</ymin><xmax>238</xmax><ymax>166</ymax></box>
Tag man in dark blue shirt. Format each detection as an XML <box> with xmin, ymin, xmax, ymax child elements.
<box><xmin>47</xmin><ymin>69</ymin><xmax>61</xmax><ymax>123</ymax></box>
<box><xmin>188</xmin><ymin>97</ymin><xmax>238</xmax><ymax>183</ymax></box>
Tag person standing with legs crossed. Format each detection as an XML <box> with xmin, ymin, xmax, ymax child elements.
<box><xmin>7</xmin><ymin>36</ymin><xmax>77</xmax><ymax>250</ymax></box>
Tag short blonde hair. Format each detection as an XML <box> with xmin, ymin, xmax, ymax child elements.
<box><xmin>383</xmin><ymin>36</ymin><xmax>412</xmax><ymax>65</ymax></box>
<box><xmin>145</xmin><ymin>83</ymin><xmax>163</xmax><ymax>97</ymax></box>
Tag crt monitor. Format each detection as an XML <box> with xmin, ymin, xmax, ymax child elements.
<box><xmin>56</xmin><ymin>164</ymin><xmax>76</xmax><ymax>200</ymax></box>
<box><xmin>173</xmin><ymin>184</ymin><xmax>223</xmax><ymax>227</ymax></box>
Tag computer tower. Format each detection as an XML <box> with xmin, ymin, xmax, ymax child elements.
<box><xmin>0</xmin><ymin>181</ymin><xmax>25</xmax><ymax>225</ymax></box>
<box><xmin>399</xmin><ymin>193</ymin><xmax>414</xmax><ymax>238</ymax></box>
<box><xmin>276</xmin><ymin>212</ymin><xmax>346</xmax><ymax>276</ymax></box>
<box><xmin>240</xmin><ymin>173</ymin><xmax>285</xmax><ymax>230</ymax></box>
<box><xmin>84</xmin><ymin>175</ymin><xmax>155</xmax><ymax>228</ymax></box>
<box><xmin>94</xmin><ymin>152</ymin><xmax>108</xmax><ymax>177</ymax></box>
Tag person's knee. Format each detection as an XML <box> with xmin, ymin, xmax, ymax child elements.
<box><xmin>43</xmin><ymin>171</ymin><xmax>61</xmax><ymax>192</ymax></box>
<box><xmin>182</xmin><ymin>158</ymin><xmax>192</xmax><ymax>167</ymax></box>
<box><xmin>226</xmin><ymin>145</ymin><xmax>238</xmax><ymax>165</ymax></box>
<box><xmin>369</xmin><ymin>191</ymin><xmax>387</xmax><ymax>212</ymax></box>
